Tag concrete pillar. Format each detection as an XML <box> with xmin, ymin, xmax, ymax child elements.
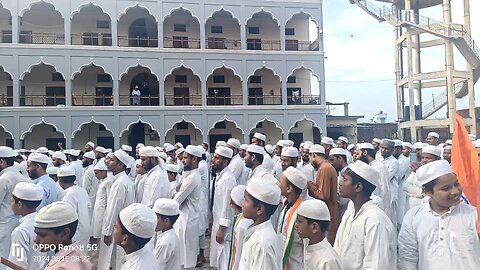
<box><xmin>201</xmin><ymin>79</ymin><xmax>207</xmax><ymax>106</ymax></box>
<box><xmin>113</xmin><ymin>80</ymin><xmax>120</xmax><ymax>106</ymax></box>
<box><xmin>281</xmin><ymin>80</ymin><xmax>287</xmax><ymax>106</ymax></box>
<box><xmin>464</xmin><ymin>0</ymin><xmax>476</xmax><ymax>134</ymax></box>
<box><xmin>280</xmin><ymin>25</ymin><xmax>285</xmax><ymax>51</ymax></box>
<box><xmin>12</xmin><ymin>80</ymin><xmax>20</xmax><ymax>107</ymax></box>
<box><xmin>199</xmin><ymin>5</ymin><xmax>205</xmax><ymax>49</ymax></box>
<box><xmin>242</xmin><ymin>78</ymin><xmax>248</xmax><ymax>106</ymax></box>
<box><xmin>240</xmin><ymin>24</ymin><xmax>247</xmax><ymax>50</ymax></box>
<box><xmin>443</xmin><ymin>0</ymin><xmax>456</xmax><ymax>135</ymax></box>
<box><xmin>64</xmin><ymin>16</ymin><xmax>71</xmax><ymax>45</ymax></box>
<box><xmin>65</xmin><ymin>79</ymin><xmax>72</xmax><ymax>106</ymax></box>
<box><xmin>111</xmin><ymin>18</ymin><xmax>118</xmax><ymax>46</ymax></box>
<box><xmin>12</xmin><ymin>14</ymin><xmax>19</xmax><ymax>43</ymax></box>
<box><xmin>158</xmin><ymin>21</ymin><xmax>163</xmax><ymax>48</ymax></box>
<box><xmin>394</xmin><ymin>6</ymin><xmax>403</xmax><ymax>125</ymax></box>
<box><xmin>405</xmin><ymin>1</ymin><xmax>417</xmax><ymax>141</ymax></box>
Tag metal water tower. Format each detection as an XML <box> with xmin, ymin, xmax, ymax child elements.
<box><xmin>350</xmin><ymin>0</ymin><xmax>479</xmax><ymax>141</ymax></box>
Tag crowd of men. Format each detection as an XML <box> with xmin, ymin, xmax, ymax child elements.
<box><xmin>1</xmin><ymin>131</ymin><xmax>480</xmax><ymax>270</ymax></box>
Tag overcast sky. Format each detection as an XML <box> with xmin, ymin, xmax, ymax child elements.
<box><xmin>323</xmin><ymin>0</ymin><xmax>480</xmax><ymax>122</ymax></box>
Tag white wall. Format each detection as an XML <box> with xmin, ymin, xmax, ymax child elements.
<box><xmin>164</xmin><ymin>67</ymin><xmax>201</xmax><ymax>105</ymax></box>
<box><xmin>21</xmin><ymin>65</ymin><xmax>65</xmax><ymax>106</ymax></box>
<box><xmin>23</xmin><ymin>124</ymin><xmax>64</xmax><ymax>149</ymax></box>
<box><xmin>72</xmin><ymin>66</ymin><xmax>113</xmax><ymax>105</ymax></box>
<box><xmin>72</xmin><ymin>123</ymin><xmax>113</xmax><ymax>149</ymax></box>
<box><xmin>206</xmin><ymin>68</ymin><xmax>242</xmax><ymax>104</ymax></box>
<box><xmin>288</xmin><ymin>68</ymin><xmax>313</xmax><ymax>96</ymax></box>
<box><xmin>163</xmin><ymin>10</ymin><xmax>200</xmax><ymax>47</ymax></box>
<box><xmin>285</xmin><ymin>13</ymin><xmax>311</xmax><ymax>41</ymax></box>
<box><xmin>249</xmin><ymin>120</ymin><xmax>283</xmax><ymax>145</ymax></box>
<box><xmin>20</xmin><ymin>3</ymin><xmax>64</xmax><ymax>43</ymax></box>
<box><xmin>165</xmin><ymin>123</ymin><xmax>203</xmax><ymax>145</ymax></box>
<box><xmin>71</xmin><ymin>6</ymin><xmax>111</xmax><ymax>44</ymax></box>
<box><xmin>118</xmin><ymin>8</ymin><xmax>157</xmax><ymax>46</ymax></box>
<box><xmin>247</xmin><ymin>68</ymin><xmax>281</xmax><ymax>104</ymax></box>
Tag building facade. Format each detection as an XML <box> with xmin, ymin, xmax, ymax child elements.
<box><xmin>0</xmin><ymin>0</ymin><xmax>326</xmax><ymax>150</ymax></box>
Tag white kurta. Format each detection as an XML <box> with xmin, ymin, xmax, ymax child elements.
<box><xmin>173</xmin><ymin>168</ymin><xmax>201</xmax><ymax>268</ymax></box>
<box><xmin>71</xmin><ymin>160</ymin><xmax>83</xmax><ymax>187</ymax></box>
<box><xmin>134</xmin><ymin>174</ymin><xmax>147</xmax><ymax>203</ymax></box>
<box><xmin>229</xmin><ymin>215</ymin><xmax>254</xmax><ymax>270</ymax></box>
<box><xmin>82</xmin><ymin>164</ymin><xmax>98</xmax><ymax>220</ymax></box>
<box><xmin>141</xmin><ymin>165</ymin><xmax>170</xmax><ymax>208</ymax></box>
<box><xmin>370</xmin><ymin>160</ymin><xmax>393</xmax><ymax>222</ymax></box>
<box><xmin>334</xmin><ymin>201</ymin><xmax>397</xmax><ymax>270</ymax></box>
<box><xmin>247</xmin><ymin>166</ymin><xmax>276</xmax><ymax>183</ymax></box>
<box><xmin>403</xmin><ymin>172</ymin><xmax>424</xmax><ymax>212</ymax></box>
<box><xmin>62</xmin><ymin>185</ymin><xmax>91</xmax><ymax>247</ymax></box>
<box><xmin>398</xmin><ymin>201</ymin><xmax>480</xmax><ymax>270</ymax></box>
<box><xmin>271</xmin><ymin>160</ymin><xmax>282</xmax><ymax>179</ymax></box>
<box><xmin>210</xmin><ymin>167</ymin><xmax>237</xmax><ymax>269</ymax></box>
<box><xmin>228</xmin><ymin>154</ymin><xmax>247</xmax><ymax>186</ymax></box>
<box><xmin>8</xmin><ymin>212</ymin><xmax>46</xmax><ymax>270</ymax></box>
<box><xmin>155</xmin><ymin>229</ymin><xmax>181</xmax><ymax>270</ymax></box>
<box><xmin>238</xmin><ymin>220</ymin><xmax>281</xmax><ymax>270</ymax></box>
<box><xmin>396</xmin><ymin>154</ymin><xmax>411</xmax><ymax>225</ymax></box>
<box><xmin>32</xmin><ymin>174</ymin><xmax>58</xmax><ymax>210</ymax></box>
<box><xmin>262</xmin><ymin>153</ymin><xmax>275</xmax><ymax>172</ymax></box>
<box><xmin>92</xmin><ymin>176</ymin><xmax>112</xmax><ymax>239</ymax></box>
<box><xmin>198</xmin><ymin>160</ymin><xmax>209</xmax><ymax>232</ymax></box>
<box><xmin>304</xmin><ymin>238</ymin><xmax>344</xmax><ymax>270</ymax></box>
<box><xmin>121</xmin><ymin>244</ymin><xmax>159</xmax><ymax>270</ymax></box>
<box><xmin>277</xmin><ymin>198</ymin><xmax>304</xmax><ymax>270</ymax></box>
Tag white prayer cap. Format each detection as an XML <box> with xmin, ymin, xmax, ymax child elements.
<box><xmin>34</xmin><ymin>201</ymin><xmax>78</xmax><ymax>228</ymax></box>
<box><xmin>427</xmin><ymin>132</ymin><xmax>440</xmax><ymax>139</ymax></box>
<box><xmin>416</xmin><ymin>160</ymin><xmax>453</xmax><ymax>185</ymax></box>
<box><xmin>239</xmin><ymin>144</ymin><xmax>248</xmax><ymax>151</ymax></box>
<box><xmin>83</xmin><ymin>151</ymin><xmax>95</xmax><ymax>160</ymax></box>
<box><xmin>185</xmin><ymin>145</ymin><xmax>203</xmax><ymax>158</ymax></box>
<box><xmin>264</xmin><ymin>144</ymin><xmax>274</xmax><ymax>155</ymax></box>
<box><xmin>126</xmin><ymin>156</ymin><xmax>135</xmax><ymax>169</ymax></box>
<box><xmin>246</xmin><ymin>177</ymin><xmax>281</xmax><ymax>205</ymax></box>
<box><xmin>329</xmin><ymin>148</ymin><xmax>348</xmax><ymax>156</ymax></box>
<box><xmin>215</xmin><ymin>146</ymin><xmax>233</xmax><ymax>159</ymax></box>
<box><xmin>63</xmin><ymin>149</ymin><xmax>71</xmax><ymax>155</ymax></box>
<box><xmin>469</xmin><ymin>134</ymin><xmax>476</xmax><ymax>141</ymax></box>
<box><xmin>106</xmin><ymin>148</ymin><xmax>113</xmax><ymax>153</ymax></box>
<box><xmin>402</xmin><ymin>142</ymin><xmax>413</xmax><ymax>149</ymax></box>
<box><xmin>163</xmin><ymin>143</ymin><xmax>172</xmax><ymax>148</ymax></box>
<box><xmin>357</xmin><ymin>143</ymin><xmax>374</xmax><ymax>150</ymax></box>
<box><xmin>299</xmin><ymin>142</ymin><xmax>305</xmax><ymax>148</ymax></box>
<box><xmin>0</xmin><ymin>146</ymin><xmax>16</xmax><ymax>157</ymax></box>
<box><xmin>297</xmin><ymin>199</ymin><xmax>330</xmax><ymax>221</ymax></box>
<box><xmin>413</xmin><ymin>142</ymin><xmax>427</xmax><ymax>149</ymax></box>
<box><xmin>86</xmin><ymin>141</ymin><xmax>95</xmax><ymax>148</ymax></box>
<box><xmin>285</xmin><ymin>140</ymin><xmax>294</xmax><ymax>147</ymax></box>
<box><xmin>28</xmin><ymin>153</ymin><xmax>51</xmax><ymax>164</ymax></box>
<box><xmin>121</xmin><ymin>145</ymin><xmax>132</xmax><ymax>152</ymax></box>
<box><xmin>106</xmin><ymin>152</ymin><xmax>114</xmax><ymax>158</ymax></box>
<box><xmin>393</xmin><ymin>140</ymin><xmax>403</xmax><ymax>147</ymax></box>
<box><xmin>136</xmin><ymin>143</ymin><xmax>145</xmax><ymax>149</ymax></box>
<box><xmin>444</xmin><ymin>145</ymin><xmax>452</xmax><ymax>150</ymax></box>
<box><xmin>216</xmin><ymin>141</ymin><xmax>227</xmax><ymax>147</ymax></box>
<box><xmin>281</xmin><ymin>147</ymin><xmax>298</xmax><ymax>158</ymax></box>
<box><xmin>165</xmin><ymin>144</ymin><xmax>175</xmax><ymax>152</ymax></box>
<box><xmin>46</xmin><ymin>166</ymin><xmax>58</xmax><ymax>175</ymax></box>
<box><xmin>29</xmin><ymin>149</ymin><xmax>36</xmax><ymax>153</ymax></box>
<box><xmin>119</xmin><ymin>203</ymin><xmax>157</xmax><ymax>238</ymax></box>
<box><xmin>175</xmin><ymin>142</ymin><xmax>184</xmax><ymax>149</ymax></box>
<box><xmin>166</xmin><ymin>164</ymin><xmax>179</xmax><ymax>173</ymax></box>
<box><xmin>282</xmin><ymin>166</ymin><xmax>307</xmax><ymax>190</ymax></box>
<box><xmin>113</xmin><ymin>149</ymin><xmax>131</xmax><ymax>167</ymax></box>
<box><xmin>276</xmin><ymin>140</ymin><xmax>287</xmax><ymax>147</ymax></box>
<box><xmin>18</xmin><ymin>149</ymin><xmax>27</xmax><ymax>154</ymax></box>
<box><xmin>304</xmin><ymin>140</ymin><xmax>313</xmax><ymax>145</ymax></box>
<box><xmin>176</xmin><ymin>148</ymin><xmax>185</xmax><ymax>156</ymax></box>
<box><xmin>303</xmin><ymin>143</ymin><xmax>313</xmax><ymax>150</ymax></box>
<box><xmin>372</xmin><ymin>138</ymin><xmax>381</xmax><ymax>144</ymax></box>
<box><xmin>247</xmin><ymin>144</ymin><xmax>265</xmax><ymax>155</ymax></box>
<box><xmin>231</xmin><ymin>185</ymin><xmax>247</xmax><ymax>207</ymax></box>
<box><xmin>57</xmin><ymin>166</ymin><xmax>75</xmax><ymax>177</ymax></box>
<box><xmin>153</xmin><ymin>198</ymin><xmax>179</xmax><ymax>216</ymax></box>
<box><xmin>135</xmin><ymin>159</ymin><xmax>142</xmax><ymax>166</ymax></box>
<box><xmin>48</xmin><ymin>150</ymin><xmax>54</xmax><ymax>156</ymax></box>
<box><xmin>159</xmin><ymin>152</ymin><xmax>168</xmax><ymax>160</ymax></box>
<box><xmin>348</xmin><ymin>160</ymin><xmax>379</xmax><ymax>187</ymax></box>
<box><xmin>309</xmin><ymin>144</ymin><xmax>325</xmax><ymax>155</ymax></box>
<box><xmin>95</xmin><ymin>146</ymin><xmax>108</xmax><ymax>154</ymax></box>
<box><xmin>347</xmin><ymin>144</ymin><xmax>356</xmax><ymax>151</ymax></box>
<box><xmin>70</xmin><ymin>150</ymin><xmax>80</xmax><ymax>157</ymax></box>
<box><xmin>94</xmin><ymin>161</ymin><xmax>107</xmax><ymax>171</ymax></box>
<box><xmin>422</xmin><ymin>145</ymin><xmax>441</xmax><ymax>157</ymax></box>
<box><xmin>445</xmin><ymin>139</ymin><xmax>453</xmax><ymax>146</ymax></box>
<box><xmin>13</xmin><ymin>182</ymin><xmax>44</xmax><ymax>201</ymax></box>
<box><xmin>37</xmin><ymin>147</ymin><xmax>49</xmax><ymax>154</ymax></box>
<box><xmin>475</xmin><ymin>140</ymin><xmax>480</xmax><ymax>148</ymax></box>
<box><xmin>338</xmin><ymin>136</ymin><xmax>349</xmax><ymax>144</ymax></box>
<box><xmin>139</xmin><ymin>146</ymin><xmax>159</xmax><ymax>158</ymax></box>
<box><xmin>52</xmin><ymin>151</ymin><xmax>66</xmax><ymax>161</ymax></box>
<box><xmin>381</xmin><ymin>139</ymin><xmax>395</xmax><ymax>147</ymax></box>
<box><xmin>321</xmin><ymin>137</ymin><xmax>334</xmax><ymax>146</ymax></box>
<box><xmin>227</xmin><ymin>138</ymin><xmax>241</xmax><ymax>149</ymax></box>
<box><xmin>253</xmin><ymin>132</ymin><xmax>266</xmax><ymax>142</ymax></box>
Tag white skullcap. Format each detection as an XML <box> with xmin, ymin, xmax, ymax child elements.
<box><xmin>413</xmin><ymin>142</ymin><xmax>427</xmax><ymax>149</ymax></box>
<box><xmin>34</xmin><ymin>201</ymin><xmax>78</xmax><ymax>228</ymax></box>
<box><xmin>185</xmin><ymin>145</ymin><xmax>203</xmax><ymax>158</ymax></box>
<box><xmin>475</xmin><ymin>140</ymin><xmax>480</xmax><ymax>148</ymax></box>
<box><xmin>121</xmin><ymin>145</ymin><xmax>132</xmax><ymax>152</ymax></box>
<box><xmin>276</xmin><ymin>140</ymin><xmax>287</xmax><ymax>147</ymax></box>
<box><xmin>37</xmin><ymin>147</ymin><xmax>49</xmax><ymax>154</ymax></box>
<box><xmin>70</xmin><ymin>150</ymin><xmax>80</xmax><ymax>157</ymax></box>
<box><xmin>28</xmin><ymin>153</ymin><xmax>51</xmax><ymax>164</ymax></box>
<box><xmin>29</xmin><ymin>149</ymin><xmax>36</xmax><ymax>153</ymax></box>
<box><xmin>264</xmin><ymin>144</ymin><xmax>274</xmax><ymax>154</ymax></box>
<box><xmin>329</xmin><ymin>148</ymin><xmax>348</xmax><ymax>156</ymax></box>
<box><xmin>309</xmin><ymin>144</ymin><xmax>325</xmax><ymax>155</ymax></box>
<box><xmin>300</xmin><ymin>142</ymin><xmax>305</xmax><ymax>148</ymax></box>
<box><xmin>0</xmin><ymin>146</ymin><xmax>15</xmax><ymax>157</ymax></box>
<box><xmin>338</xmin><ymin>136</ymin><xmax>349</xmax><ymax>144</ymax></box>
<box><xmin>347</xmin><ymin>144</ymin><xmax>355</xmax><ymax>151</ymax></box>
<box><xmin>445</xmin><ymin>139</ymin><xmax>453</xmax><ymax>146</ymax></box>
<box><xmin>18</xmin><ymin>149</ymin><xmax>27</xmax><ymax>153</ymax></box>
<box><xmin>281</xmin><ymin>147</ymin><xmax>298</xmax><ymax>158</ymax></box>
<box><xmin>468</xmin><ymin>134</ymin><xmax>476</xmax><ymax>141</ymax></box>
<box><xmin>48</xmin><ymin>150</ymin><xmax>54</xmax><ymax>156</ymax></box>
<box><xmin>176</xmin><ymin>148</ymin><xmax>185</xmax><ymax>156</ymax></box>
<box><xmin>94</xmin><ymin>161</ymin><xmax>108</xmax><ymax>171</ymax></box>
<box><xmin>416</xmin><ymin>160</ymin><xmax>453</xmax><ymax>185</ymax></box>
<box><xmin>13</xmin><ymin>182</ymin><xmax>44</xmax><ymax>201</ymax></box>
<box><xmin>427</xmin><ymin>132</ymin><xmax>440</xmax><ymax>139</ymax></box>
<box><xmin>106</xmin><ymin>148</ymin><xmax>113</xmax><ymax>153</ymax></box>
<box><xmin>246</xmin><ymin>177</ymin><xmax>281</xmax><ymax>205</ymax></box>
<box><xmin>231</xmin><ymin>185</ymin><xmax>247</xmax><ymax>207</ymax></box>
<box><xmin>444</xmin><ymin>145</ymin><xmax>452</xmax><ymax>150</ymax></box>
<box><xmin>216</xmin><ymin>141</ymin><xmax>227</xmax><ymax>147</ymax></box>
<box><xmin>348</xmin><ymin>160</ymin><xmax>379</xmax><ymax>187</ymax></box>
<box><xmin>381</xmin><ymin>139</ymin><xmax>395</xmax><ymax>147</ymax></box>
<box><xmin>113</xmin><ymin>150</ymin><xmax>131</xmax><ymax>167</ymax></box>
<box><xmin>95</xmin><ymin>146</ymin><xmax>108</xmax><ymax>154</ymax></box>
<box><xmin>135</xmin><ymin>159</ymin><xmax>142</xmax><ymax>166</ymax></box>
<box><xmin>393</xmin><ymin>140</ymin><xmax>403</xmax><ymax>147</ymax></box>
<box><xmin>140</xmin><ymin>146</ymin><xmax>159</xmax><ymax>158</ymax></box>
<box><xmin>136</xmin><ymin>143</ymin><xmax>145</xmax><ymax>149</ymax></box>
<box><xmin>402</xmin><ymin>142</ymin><xmax>413</xmax><ymax>149</ymax></box>
<box><xmin>227</xmin><ymin>138</ymin><xmax>241</xmax><ymax>149</ymax></box>
<box><xmin>282</xmin><ymin>166</ymin><xmax>307</xmax><ymax>190</ymax></box>
<box><xmin>65</xmin><ymin>149</ymin><xmax>73</xmax><ymax>155</ymax></box>
<box><xmin>46</xmin><ymin>166</ymin><xmax>58</xmax><ymax>175</ymax></box>
<box><xmin>126</xmin><ymin>156</ymin><xmax>135</xmax><ymax>169</ymax></box>
<box><xmin>57</xmin><ymin>166</ymin><xmax>75</xmax><ymax>177</ymax></box>
<box><xmin>166</xmin><ymin>164</ymin><xmax>179</xmax><ymax>173</ymax></box>
<box><xmin>297</xmin><ymin>199</ymin><xmax>330</xmax><ymax>221</ymax></box>
<box><xmin>165</xmin><ymin>144</ymin><xmax>175</xmax><ymax>152</ymax></box>
<box><xmin>253</xmin><ymin>132</ymin><xmax>266</xmax><ymax>141</ymax></box>
<box><xmin>321</xmin><ymin>137</ymin><xmax>334</xmax><ymax>146</ymax></box>
<box><xmin>153</xmin><ymin>198</ymin><xmax>179</xmax><ymax>216</ymax></box>
<box><xmin>119</xmin><ymin>203</ymin><xmax>157</xmax><ymax>238</ymax></box>
<box><xmin>372</xmin><ymin>138</ymin><xmax>381</xmax><ymax>144</ymax></box>
<box><xmin>106</xmin><ymin>152</ymin><xmax>114</xmax><ymax>158</ymax></box>
<box><xmin>175</xmin><ymin>142</ymin><xmax>184</xmax><ymax>149</ymax></box>
<box><xmin>357</xmin><ymin>143</ymin><xmax>374</xmax><ymax>150</ymax></box>
<box><xmin>215</xmin><ymin>146</ymin><xmax>233</xmax><ymax>159</ymax></box>
<box><xmin>83</xmin><ymin>151</ymin><xmax>95</xmax><ymax>160</ymax></box>
<box><xmin>247</xmin><ymin>144</ymin><xmax>265</xmax><ymax>155</ymax></box>
<box><xmin>52</xmin><ymin>151</ymin><xmax>66</xmax><ymax>162</ymax></box>
<box><xmin>197</xmin><ymin>145</ymin><xmax>206</xmax><ymax>155</ymax></box>
<box><xmin>239</xmin><ymin>144</ymin><xmax>248</xmax><ymax>151</ymax></box>
<box><xmin>285</xmin><ymin>140</ymin><xmax>294</xmax><ymax>147</ymax></box>
<box><xmin>163</xmin><ymin>143</ymin><xmax>172</xmax><ymax>148</ymax></box>
<box><xmin>159</xmin><ymin>152</ymin><xmax>168</xmax><ymax>160</ymax></box>
<box><xmin>86</xmin><ymin>141</ymin><xmax>95</xmax><ymax>148</ymax></box>
<box><xmin>422</xmin><ymin>145</ymin><xmax>441</xmax><ymax>157</ymax></box>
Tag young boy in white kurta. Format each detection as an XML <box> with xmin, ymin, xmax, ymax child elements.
<box><xmin>153</xmin><ymin>198</ymin><xmax>181</xmax><ymax>270</ymax></box>
<box><xmin>399</xmin><ymin>160</ymin><xmax>480</xmax><ymax>270</ymax></box>
<box><xmin>295</xmin><ymin>199</ymin><xmax>344</xmax><ymax>270</ymax></box>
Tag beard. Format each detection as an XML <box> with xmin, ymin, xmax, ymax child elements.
<box><xmin>144</xmin><ymin>159</ymin><xmax>155</xmax><ymax>172</ymax></box>
<box><xmin>359</xmin><ymin>155</ymin><xmax>369</xmax><ymax>164</ymax></box>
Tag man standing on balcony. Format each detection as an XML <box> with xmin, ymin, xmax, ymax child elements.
<box><xmin>131</xmin><ymin>85</ymin><xmax>141</xmax><ymax>105</ymax></box>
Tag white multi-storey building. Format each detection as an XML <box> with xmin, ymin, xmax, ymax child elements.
<box><xmin>0</xmin><ymin>0</ymin><xmax>326</xmax><ymax>150</ymax></box>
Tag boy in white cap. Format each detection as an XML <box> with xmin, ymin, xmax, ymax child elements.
<box><xmin>295</xmin><ymin>199</ymin><xmax>343</xmax><ymax>270</ymax></box>
<box><xmin>334</xmin><ymin>161</ymin><xmax>396</xmax><ymax>269</ymax></box>
<box><xmin>426</xmin><ymin>132</ymin><xmax>440</xmax><ymax>146</ymax></box>
<box><xmin>81</xmin><ymin>151</ymin><xmax>98</xmax><ymax>220</ymax></box>
<box><xmin>243</xmin><ymin>144</ymin><xmax>276</xmax><ymax>183</ymax></box>
<box><xmin>278</xmin><ymin>146</ymin><xmax>299</xmax><ymax>175</ymax></box>
<box><xmin>27</xmin><ymin>153</ymin><xmax>58</xmax><ymax>209</ymax></box>
<box><xmin>34</xmin><ymin>201</ymin><xmax>93</xmax><ymax>269</ymax></box>
<box><xmin>140</xmin><ymin>146</ymin><xmax>170</xmax><ymax>208</ymax></box>
<box><xmin>239</xmin><ymin>177</ymin><xmax>282</xmax><ymax>269</ymax></box>
<box><xmin>114</xmin><ymin>203</ymin><xmax>159</xmax><ymax>270</ymax></box>
<box><xmin>251</xmin><ymin>132</ymin><xmax>275</xmax><ymax>171</ymax></box>
<box><xmin>58</xmin><ymin>166</ymin><xmax>91</xmax><ymax>247</ymax></box>
<box><xmin>227</xmin><ymin>138</ymin><xmax>248</xmax><ymax>186</ymax></box>
<box><xmin>134</xmin><ymin>159</ymin><xmax>147</xmax><ymax>203</ymax></box>
<box><xmin>227</xmin><ymin>185</ymin><xmax>253</xmax><ymax>270</ymax></box>
<box><xmin>153</xmin><ymin>198</ymin><xmax>181</xmax><ymax>270</ymax></box>
<box><xmin>277</xmin><ymin>167</ymin><xmax>308</xmax><ymax>270</ymax></box>
<box><xmin>210</xmin><ymin>145</ymin><xmax>237</xmax><ymax>270</ymax></box>
<box><xmin>398</xmin><ymin>160</ymin><xmax>480</xmax><ymax>270</ymax></box>
<box><xmin>166</xmin><ymin>164</ymin><xmax>179</xmax><ymax>196</ymax></box>
<box><xmin>9</xmin><ymin>182</ymin><xmax>46</xmax><ymax>270</ymax></box>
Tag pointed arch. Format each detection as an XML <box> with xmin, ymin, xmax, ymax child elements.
<box><xmin>245</xmin><ymin>9</ymin><xmax>280</xmax><ymax>26</ymax></box>
<box><xmin>205</xmin><ymin>8</ymin><xmax>240</xmax><ymax>25</ymax></box>
<box><xmin>0</xmin><ymin>3</ymin><xmax>13</xmax><ymax>15</ymax></box>
<box><xmin>207</xmin><ymin>116</ymin><xmax>244</xmax><ymax>135</ymax></box>
<box><xmin>207</xmin><ymin>64</ymin><xmax>243</xmax><ymax>82</ymax></box>
<box><xmin>20</xmin><ymin>0</ymin><xmax>64</xmax><ymax>18</ymax></box>
<box><xmin>0</xmin><ymin>124</ymin><xmax>13</xmax><ymax>139</ymax></box>
<box><xmin>120</xmin><ymin>63</ymin><xmax>159</xmax><ymax>81</ymax></box>
<box><xmin>285</xmin><ymin>10</ymin><xmax>319</xmax><ymax>28</ymax></box>
<box><xmin>72</xmin><ymin>62</ymin><xmax>112</xmax><ymax>80</ymax></box>
<box><xmin>248</xmin><ymin>116</ymin><xmax>284</xmax><ymax>135</ymax></box>
<box><xmin>71</xmin><ymin>2</ymin><xmax>112</xmax><ymax>19</ymax></box>
<box><xmin>120</xmin><ymin>117</ymin><xmax>160</xmax><ymax>137</ymax></box>
<box><xmin>164</xmin><ymin>64</ymin><xmax>201</xmax><ymax>82</ymax></box>
<box><xmin>21</xmin><ymin>118</ymin><xmax>65</xmax><ymax>140</ymax></box>
<box><xmin>163</xmin><ymin>6</ymin><xmax>200</xmax><ymax>23</ymax></box>
<box><xmin>117</xmin><ymin>4</ymin><xmax>158</xmax><ymax>21</ymax></box>
<box><xmin>248</xmin><ymin>65</ymin><xmax>282</xmax><ymax>81</ymax></box>
<box><xmin>71</xmin><ymin>118</ymin><xmax>114</xmax><ymax>138</ymax></box>
<box><xmin>288</xmin><ymin>65</ymin><xmax>321</xmax><ymax>82</ymax></box>
<box><xmin>20</xmin><ymin>61</ymin><xmax>64</xmax><ymax>80</ymax></box>
<box><xmin>165</xmin><ymin>116</ymin><xmax>204</xmax><ymax>137</ymax></box>
<box><xmin>287</xmin><ymin>115</ymin><xmax>323</xmax><ymax>134</ymax></box>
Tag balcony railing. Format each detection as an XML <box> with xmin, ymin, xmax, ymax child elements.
<box><xmin>1</xmin><ymin>32</ymin><xmax>12</xmax><ymax>43</ymax></box>
<box><xmin>0</xmin><ymin>95</ymin><xmax>13</xmax><ymax>106</ymax></box>
<box><xmin>285</xmin><ymin>39</ymin><xmax>320</xmax><ymax>51</ymax></box>
<box><xmin>118</xmin><ymin>35</ymin><xmax>158</xmax><ymax>47</ymax></box>
<box><xmin>72</xmin><ymin>95</ymin><xmax>113</xmax><ymax>106</ymax></box>
<box><xmin>164</xmin><ymin>95</ymin><xmax>202</xmax><ymax>106</ymax></box>
<box><xmin>206</xmin><ymin>94</ymin><xmax>243</xmax><ymax>105</ymax></box>
<box><xmin>287</xmin><ymin>95</ymin><xmax>321</xmax><ymax>105</ymax></box>
<box><xmin>205</xmin><ymin>38</ymin><xmax>241</xmax><ymax>50</ymax></box>
<box><xmin>163</xmin><ymin>37</ymin><xmax>201</xmax><ymax>49</ymax></box>
<box><xmin>247</xmin><ymin>40</ymin><xmax>281</xmax><ymax>51</ymax></box>
<box><xmin>248</xmin><ymin>95</ymin><xmax>283</xmax><ymax>105</ymax></box>
<box><xmin>21</xmin><ymin>95</ymin><xmax>66</xmax><ymax>106</ymax></box>
<box><xmin>119</xmin><ymin>95</ymin><xmax>159</xmax><ymax>106</ymax></box>
<box><xmin>19</xmin><ymin>32</ymin><xmax>65</xmax><ymax>44</ymax></box>
<box><xmin>71</xmin><ymin>33</ymin><xmax>112</xmax><ymax>46</ymax></box>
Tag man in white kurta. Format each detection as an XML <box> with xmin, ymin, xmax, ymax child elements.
<box><xmin>244</xmin><ymin>144</ymin><xmax>276</xmax><ymax>183</ymax></box>
<box><xmin>81</xmin><ymin>151</ymin><xmax>97</xmax><ymax>221</ymax></box>
<box><xmin>28</xmin><ymin>153</ymin><xmax>59</xmax><ymax>210</ymax></box>
<box><xmin>393</xmin><ymin>140</ymin><xmax>411</xmax><ymax>226</ymax></box>
<box><xmin>379</xmin><ymin>140</ymin><xmax>399</xmax><ymax>227</ymax></box>
<box><xmin>140</xmin><ymin>146</ymin><xmax>170</xmax><ymax>208</ymax></box>
<box><xmin>227</xmin><ymin>138</ymin><xmax>248</xmax><ymax>186</ymax></box>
